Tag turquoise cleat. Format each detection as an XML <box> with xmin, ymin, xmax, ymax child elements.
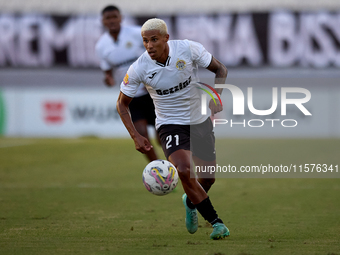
<box><xmin>182</xmin><ymin>194</ymin><xmax>198</xmax><ymax>234</ymax></box>
<box><xmin>210</xmin><ymin>222</ymin><xmax>230</xmax><ymax>240</ymax></box>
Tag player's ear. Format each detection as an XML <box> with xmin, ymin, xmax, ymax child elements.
<box><xmin>165</xmin><ymin>34</ymin><xmax>169</xmax><ymax>42</ymax></box>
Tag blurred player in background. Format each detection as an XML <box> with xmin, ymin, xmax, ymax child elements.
<box><xmin>117</xmin><ymin>18</ymin><xmax>230</xmax><ymax>240</ymax></box>
<box><xmin>95</xmin><ymin>5</ymin><xmax>159</xmax><ymax>162</ymax></box>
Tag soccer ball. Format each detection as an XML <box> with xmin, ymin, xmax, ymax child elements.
<box><xmin>142</xmin><ymin>160</ymin><xmax>179</xmax><ymax>196</ymax></box>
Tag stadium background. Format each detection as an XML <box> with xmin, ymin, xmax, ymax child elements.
<box><xmin>0</xmin><ymin>0</ymin><xmax>340</xmax><ymax>138</ymax></box>
<box><xmin>0</xmin><ymin>1</ymin><xmax>339</xmax><ymax>255</ymax></box>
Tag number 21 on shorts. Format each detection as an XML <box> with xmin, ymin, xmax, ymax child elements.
<box><xmin>166</xmin><ymin>134</ymin><xmax>179</xmax><ymax>149</ymax></box>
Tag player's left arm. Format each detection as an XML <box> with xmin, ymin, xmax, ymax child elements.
<box><xmin>206</xmin><ymin>56</ymin><xmax>228</xmax><ymax>116</ymax></box>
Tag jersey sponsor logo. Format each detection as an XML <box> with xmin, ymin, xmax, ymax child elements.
<box><xmin>176</xmin><ymin>59</ymin><xmax>186</xmax><ymax>70</ymax></box>
<box><xmin>149</xmin><ymin>72</ymin><xmax>157</xmax><ymax>79</ymax></box>
<box><xmin>156</xmin><ymin>76</ymin><xmax>191</xmax><ymax>96</ymax></box>
<box><xmin>123</xmin><ymin>73</ymin><xmax>129</xmax><ymax>85</ymax></box>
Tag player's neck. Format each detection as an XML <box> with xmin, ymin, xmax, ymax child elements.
<box><xmin>155</xmin><ymin>44</ymin><xmax>169</xmax><ymax>65</ymax></box>
<box><xmin>109</xmin><ymin>28</ymin><xmax>120</xmax><ymax>42</ymax></box>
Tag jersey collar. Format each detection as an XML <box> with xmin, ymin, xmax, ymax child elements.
<box><xmin>109</xmin><ymin>25</ymin><xmax>125</xmax><ymax>44</ymax></box>
<box><xmin>152</xmin><ymin>41</ymin><xmax>172</xmax><ymax>67</ymax></box>
<box><xmin>155</xmin><ymin>56</ymin><xmax>171</xmax><ymax>67</ymax></box>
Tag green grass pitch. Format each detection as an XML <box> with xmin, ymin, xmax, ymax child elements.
<box><xmin>0</xmin><ymin>138</ymin><xmax>339</xmax><ymax>255</ymax></box>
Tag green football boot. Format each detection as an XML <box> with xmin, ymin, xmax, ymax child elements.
<box><xmin>182</xmin><ymin>193</ymin><xmax>198</xmax><ymax>234</ymax></box>
<box><xmin>210</xmin><ymin>222</ymin><xmax>230</xmax><ymax>240</ymax></box>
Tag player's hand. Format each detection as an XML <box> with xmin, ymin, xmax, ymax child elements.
<box><xmin>104</xmin><ymin>75</ymin><xmax>115</xmax><ymax>87</ymax></box>
<box><xmin>134</xmin><ymin>134</ymin><xmax>153</xmax><ymax>154</ymax></box>
<box><xmin>209</xmin><ymin>99</ymin><xmax>223</xmax><ymax>117</ymax></box>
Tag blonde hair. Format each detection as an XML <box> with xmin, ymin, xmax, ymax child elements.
<box><xmin>141</xmin><ymin>18</ymin><xmax>168</xmax><ymax>35</ymax></box>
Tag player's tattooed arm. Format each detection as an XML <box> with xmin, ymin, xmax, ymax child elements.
<box><xmin>206</xmin><ymin>57</ymin><xmax>228</xmax><ymax>116</ymax></box>
<box><xmin>116</xmin><ymin>92</ymin><xmax>153</xmax><ymax>154</ymax></box>
<box><xmin>206</xmin><ymin>56</ymin><xmax>228</xmax><ymax>95</ymax></box>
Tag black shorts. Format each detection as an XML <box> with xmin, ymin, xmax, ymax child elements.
<box><xmin>129</xmin><ymin>94</ymin><xmax>156</xmax><ymax>126</ymax></box>
<box><xmin>157</xmin><ymin>117</ymin><xmax>216</xmax><ymax>162</ymax></box>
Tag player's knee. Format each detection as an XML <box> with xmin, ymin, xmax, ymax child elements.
<box><xmin>176</xmin><ymin>162</ymin><xmax>191</xmax><ymax>182</ymax></box>
<box><xmin>200</xmin><ymin>178</ymin><xmax>215</xmax><ymax>189</ymax></box>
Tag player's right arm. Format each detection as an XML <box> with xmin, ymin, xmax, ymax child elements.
<box><xmin>116</xmin><ymin>92</ymin><xmax>153</xmax><ymax>154</ymax></box>
<box><xmin>117</xmin><ymin>65</ymin><xmax>153</xmax><ymax>154</ymax></box>
<box><xmin>95</xmin><ymin>39</ymin><xmax>115</xmax><ymax>87</ymax></box>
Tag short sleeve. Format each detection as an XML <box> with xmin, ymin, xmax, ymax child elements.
<box><xmin>99</xmin><ymin>58</ymin><xmax>111</xmax><ymax>71</ymax></box>
<box><xmin>120</xmin><ymin>65</ymin><xmax>141</xmax><ymax>98</ymax></box>
<box><xmin>95</xmin><ymin>42</ymin><xmax>112</xmax><ymax>71</ymax></box>
<box><xmin>188</xmin><ymin>40</ymin><xmax>212</xmax><ymax>68</ymax></box>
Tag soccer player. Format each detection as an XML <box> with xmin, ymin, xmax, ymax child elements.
<box><xmin>116</xmin><ymin>18</ymin><xmax>230</xmax><ymax>240</ymax></box>
<box><xmin>95</xmin><ymin>5</ymin><xmax>158</xmax><ymax>162</ymax></box>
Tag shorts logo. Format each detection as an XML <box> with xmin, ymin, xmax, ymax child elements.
<box><xmin>123</xmin><ymin>73</ymin><xmax>129</xmax><ymax>85</ymax></box>
<box><xmin>176</xmin><ymin>59</ymin><xmax>186</xmax><ymax>70</ymax></box>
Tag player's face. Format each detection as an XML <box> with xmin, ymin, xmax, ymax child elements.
<box><xmin>142</xmin><ymin>30</ymin><xmax>169</xmax><ymax>62</ymax></box>
<box><xmin>102</xmin><ymin>10</ymin><xmax>121</xmax><ymax>33</ymax></box>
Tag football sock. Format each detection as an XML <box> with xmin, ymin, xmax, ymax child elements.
<box><xmin>186</xmin><ymin>183</ymin><xmax>210</xmax><ymax>209</ymax></box>
<box><xmin>200</xmin><ymin>182</ymin><xmax>212</xmax><ymax>193</ymax></box>
<box><xmin>195</xmin><ymin>197</ymin><xmax>224</xmax><ymax>225</ymax></box>
<box><xmin>186</xmin><ymin>196</ymin><xmax>196</xmax><ymax>209</ymax></box>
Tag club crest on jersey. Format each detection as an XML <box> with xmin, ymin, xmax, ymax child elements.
<box><xmin>176</xmin><ymin>59</ymin><xmax>186</xmax><ymax>70</ymax></box>
<box><xmin>123</xmin><ymin>73</ymin><xmax>129</xmax><ymax>85</ymax></box>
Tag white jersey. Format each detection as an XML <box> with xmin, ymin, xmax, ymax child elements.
<box><xmin>95</xmin><ymin>25</ymin><xmax>147</xmax><ymax>97</ymax></box>
<box><xmin>120</xmin><ymin>40</ymin><xmax>212</xmax><ymax>129</ymax></box>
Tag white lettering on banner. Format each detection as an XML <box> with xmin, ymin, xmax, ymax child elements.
<box><xmin>269</xmin><ymin>12</ymin><xmax>340</xmax><ymax>67</ymax></box>
<box><xmin>40</xmin><ymin>17</ymin><xmax>75</xmax><ymax>66</ymax></box>
<box><xmin>232</xmin><ymin>14</ymin><xmax>263</xmax><ymax>66</ymax></box>
<box><xmin>269</xmin><ymin>12</ymin><xmax>298</xmax><ymax>66</ymax></box>
<box><xmin>322</xmin><ymin>13</ymin><xmax>340</xmax><ymax>66</ymax></box>
<box><xmin>0</xmin><ymin>14</ymin><xmax>102</xmax><ymax>67</ymax></box>
<box><xmin>0</xmin><ymin>12</ymin><xmax>340</xmax><ymax>67</ymax></box>
<box><xmin>18</xmin><ymin>15</ymin><xmax>40</xmax><ymax>66</ymax></box>
<box><xmin>43</xmin><ymin>16</ymin><xmax>102</xmax><ymax>67</ymax></box>
<box><xmin>176</xmin><ymin>14</ymin><xmax>263</xmax><ymax>66</ymax></box>
<box><xmin>299</xmin><ymin>13</ymin><xmax>334</xmax><ymax>67</ymax></box>
<box><xmin>176</xmin><ymin>15</ymin><xmax>232</xmax><ymax>57</ymax></box>
<box><xmin>0</xmin><ymin>14</ymin><xmax>17</xmax><ymax>66</ymax></box>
